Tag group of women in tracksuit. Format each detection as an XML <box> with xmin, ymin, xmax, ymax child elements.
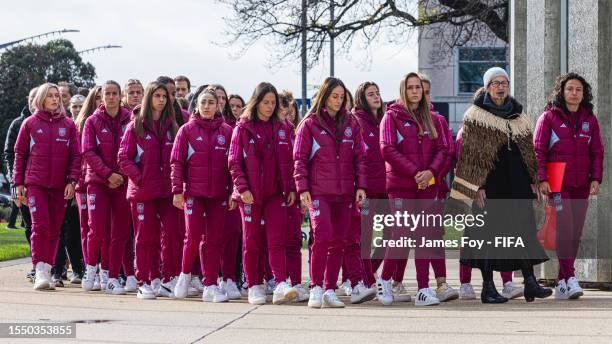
<box><xmin>17</xmin><ymin>70</ymin><xmax>602</xmax><ymax>307</ymax></box>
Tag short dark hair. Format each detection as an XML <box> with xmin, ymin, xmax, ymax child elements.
<box><xmin>57</xmin><ymin>81</ymin><xmax>75</xmax><ymax>97</ymax></box>
<box><xmin>156</xmin><ymin>76</ymin><xmax>174</xmax><ymax>85</ymax></box>
<box><xmin>174</xmin><ymin>75</ymin><xmax>191</xmax><ymax>90</ymax></box>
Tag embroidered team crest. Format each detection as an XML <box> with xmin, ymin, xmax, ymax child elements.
<box><xmin>344</xmin><ymin>127</ymin><xmax>352</xmax><ymax>137</ymax></box>
<box><xmin>28</xmin><ymin>196</ymin><xmax>35</xmax><ymax>206</ymax></box>
<box><xmin>312</xmin><ymin>199</ymin><xmax>319</xmax><ymax>209</ymax></box>
<box><xmin>278</xmin><ymin>129</ymin><xmax>286</xmax><ymax>140</ymax></box>
<box><xmin>137</xmin><ymin>203</ymin><xmax>145</xmax><ymax>214</ymax></box>
<box><xmin>582</xmin><ymin>122</ymin><xmax>590</xmax><ymax>132</ymax></box>
<box><xmin>89</xmin><ymin>194</ymin><xmax>96</xmax><ymax>202</ymax></box>
<box><xmin>167</xmin><ymin>131</ymin><xmax>172</xmax><ymax>141</ymax></box>
<box><xmin>186</xmin><ymin>198</ymin><xmax>194</xmax><ymax>206</ymax></box>
<box><xmin>244</xmin><ymin>204</ymin><xmax>251</xmax><ymax>215</ymax></box>
<box><xmin>59</xmin><ymin>128</ymin><xmax>66</xmax><ymax>137</ymax></box>
<box><xmin>217</xmin><ymin>135</ymin><xmax>226</xmax><ymax>145</ymax></box>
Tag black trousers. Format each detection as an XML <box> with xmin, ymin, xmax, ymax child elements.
<box><xmin>52</xmin><ymin>204</ymin><xmax>84</xmax><ymax>276</ymax></box>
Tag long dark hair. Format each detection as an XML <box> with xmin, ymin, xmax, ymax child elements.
<box><xmin>305</xmin><ymin>77</ymin><xmax>348</xmax><ymax>134</ymax></box>
<box><xmin>545</xmin><ymin>72</ymin><xmax>594</xmax><ymax>113</ymax></box>
<box><xmin>134</xmin><ymin>82</ymin><xmax>178</xmax><ymax>139</ymax></box>
<box><xmin>210</xmin><ymin>84</ymin><xmax>233</xmax><ymax>123</ymax></box>
<box><xmin>241</xmin><ymin>82</ymin><xmax>279</xmax><ymax>123</ymax></box>
<box><xmin>354</xmin><ymin>81</ymin><xmax>384</xmax><ymax>123</ymax></box>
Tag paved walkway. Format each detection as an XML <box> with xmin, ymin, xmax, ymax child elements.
<box><xmin>1</xmin><ymin>254</ymin><xmax>611</xmax><ymax>344</ymax></box>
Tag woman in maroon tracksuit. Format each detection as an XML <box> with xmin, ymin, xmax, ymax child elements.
<box><xmin>534</xmin><ymin>73</ymin><xmax>603</xmax><ymax>300</ymax></box>
<box><xmin>278</xmin><ymin>92</ymin><xmax>308</xmax><ymax>302</ymax></box>
<box><xmin>229</xmin><ymin>82</ymin><xmax>298</xmax><ymax>306</ymax></box>
<box><xmin>74</xmin><ymin>86</ymin><xmax>102</xmax><ymax>268</ymax></box>
<box><xmin>344</xmin><ymin>82</ymin><xmax>386</xmax><ymax>304</ymax></box>
<box><xmin>219</xmin><ymin>91</ymin><xmax>244</xmax><ymax>300</ymax></box>
<box><xmin>294</xmin><ymin>77</ymin><xmax>367</xmax><ymax>309</ymax></box>
<box><xmin>378</xmin><ymin>73</ymin><xmax>448</xmax><ymax>307</ymax></box>
<box><xmin>14</xmin><ymin>82</ymin><xmax>81</xmax><ymax>291</ymax></box>
<box><xmin>81</xmin><ymin>80</ymin><xmax>132</xmax><ymax>295</ymax></box>
<box><xmin>118</xmin><ymin>81</ymin><xmax>181</xmax><ymax>299</ymax></box>
<box><xmin>170</xmin><ymin>87</ymin><xmax>233</xmax><ymax>302</ymax></box>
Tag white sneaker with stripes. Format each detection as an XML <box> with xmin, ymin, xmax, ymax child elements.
<box><xmin>415</xmin><ymin>288</ymin><xmax>440</xmax><ymax>306</ymax></box>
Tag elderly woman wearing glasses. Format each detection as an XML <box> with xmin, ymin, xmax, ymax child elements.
<box><xmin>450</xmin><ymin>67</ymin><xmax>553</xmax><ymax>304</ymax></box>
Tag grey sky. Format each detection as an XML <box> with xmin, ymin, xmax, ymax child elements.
<box><xmin>1</xmin><ymin>0</ymin><xmax>418</xmax><ymax>101</ymax></box>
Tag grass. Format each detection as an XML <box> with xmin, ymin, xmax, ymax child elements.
<box><xmin>0</xmin><ymin>223</ymin><xmax>30</xmax><ymax>262</ymax></box>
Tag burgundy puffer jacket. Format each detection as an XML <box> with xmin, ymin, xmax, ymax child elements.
<box><xmin>352</xmin><ymin>108</ymin><xmax>386</xmax><ymax>197</ymax></box>
<box><xmin>82</xmin><ymin>105</ymin><xmax>131</xmax><ymax>186</ymax></box>
<box><xmin>13</xmin><ymin>110</ymin><xmax>81</xmax><ymax>189</ymax></box>
<box><xmin>228</xmin><ymin>118</ymin><xmax>295</xmax><ymax>204</ymax></box>
<box><xmin>171</xmin><ymin>115</ymin><xmax>232</xmax><ymax>200</ymax></box>
<box><xmin>118</xmin><ymin>114</ymin><xmax>175</xmax><ymax>201</ymax></box>
<box><xmin>293</xmin><ymin>108</ymin><xmax>367</xmax><ymax>200</ymax></box>
<box><xmin>380</xmin><ymin>102</ymin><xmax>448</xmax><ymax>193</ymax></box>
<box><xmin>534</xmin><ymin>106</ymin><xmax>604</xmax><ymax>187</ymax></box>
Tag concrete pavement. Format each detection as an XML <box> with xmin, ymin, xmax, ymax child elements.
<box><xmin>1</xmin><ymin>253</ymin><xmax>611</xmax><ymax>344</ymax></box>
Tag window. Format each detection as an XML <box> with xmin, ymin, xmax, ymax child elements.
<box><xmin>457</xmin><ymin>47</ymin><xmax>508</xmax><ymax>94</ymax></box>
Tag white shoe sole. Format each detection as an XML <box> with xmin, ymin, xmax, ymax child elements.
<box><xmin>460</xmin><ymin>294</ymin><xmax>477</xmax><ymax>300</ymax></box>
<box><xmin>308</xmin><ymin>300</ymin><xmax>322</xmax><ymax>308</ymax></box>
<box><xmin>34</xmin><ymin>281</ymin><xmax>50</xmax><ymax>290</ymax></box>
<box><xmin>323</xmin><ymin>301</ymin><xmax>345</xmax><ymax>308</ymax></box>
<box><xmin>393</xmin><ymin>294</ymin><xmax>412</xmax><ymax>302</ymax></box>
<box><xmin>273</xmin><ymin>289</ymin><xmax>299</xmax><ymax>305</ymax></box>
<box><xmin>502</xmin><ymin>290</ymin><xmax>524</xmax><ymax>299</ymax></box>
<box><xmin>415</xmin><ymin>300</ymin><xmax>440</xmax><ymax>306</ymax></box>
<box><xmin>137</xmin><ymin>293</ymin><xmax>156</xmax><ymax>300</ymax></box>
<box><xmin>568</xmin><ymin>290</ymin><xmax>583</xmax><ymax>299</ymax></box>
<box><xmin>248</xmin><ymin>298</ymin><xmax>266</xmax><ymax>305</ymax></box>
<box><xmin>438</xmin><ymin>291</ymin><xmax>459</xmax><ymax>302</ymax></box>
<box><xmin>350</xmin><ymin>291</ymin><xmax>376</xmax><ymax>304</ymax></box>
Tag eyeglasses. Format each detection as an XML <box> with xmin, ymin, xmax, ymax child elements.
<box><xmin>489</xmin><ymin>80</ymin><xmax>509</xmax><ymax>88</ymax></box>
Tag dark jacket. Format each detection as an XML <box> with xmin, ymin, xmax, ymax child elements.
<box><xmin>4</xmin><ymin>106</ymin><xmax>31</xmax><ymax>183</ymax></box>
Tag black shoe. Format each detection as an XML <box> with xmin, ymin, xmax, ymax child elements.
<box><xmin>26</xmin><ymin>269</ymin><xmax>35</xmax><ymax>283</ymax></box>
<box><xmin>52</xmin><ymin>274</ymin><xmax>64</xmax><ymax>288</ymax></box>
<box><xmin>523</xmin><ymin>275</ymin><xmax>552</xmax><ymax>302</ymax></box>
<box><xmin>481</xmin><ymin>281</ymin><xmax>508</xmax><ymax>304</ymax></box>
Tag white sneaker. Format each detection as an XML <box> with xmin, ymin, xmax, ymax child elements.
<box><xmin>99</xmin><ymin>269</ymin><xmax>109</xmax><ymax>291</ymax></box>
<box><xmin>376</xmin><ymin>279</ymin><xmax>394</xmax><ymax>306</ymax></box>
<box><xmin>308</xmin><ymin>286</ymin><xmax>324</xmax><ymax>308</ymax></box>
<box><xmin>391</xmin><ymin>281</ymin><xmax>412</xmax><ymax>302</ymax></box>
<box><xmin>248</xmin><ymin>285</ymin><xmax>267</xmax><ymax>305</ymax></box>
<box><xmin>350</xmin><ymin>281</ymin><xmax>376</xmax><ymax>304</ymax></box>
<box><xmin>158</xmin><ymin>278</ymin><xmax>177</xmax><ymax>298</ymax></box>
<box><xmin>137</xmin><ymin>284</ymin><xmax>156</xmax><ymax>300</ymax></box>
<box><xmin>82</xmin><ymin>265</ymin><xmax>97</xmax><ymax>291</ymax></box>
<box><xmin>555</xmin><ymin>279</ymin><xmax>570</xmax><ymax>300</ymax></box>
<box><xmin>125</xmin><ymin>275</ymin><xmax>138</xmax><ymax>292</ymax></box>
<box><xmin>501</xmin><ymin>281</ymin><xmax>524</xmax><ymax>299</ymax></box>
<box><xmin>566</xmin><ymin>277</ymin><xmax>583</xmax><ymax>299</ymax></box>
<box><xmin>323</xmin><ymin>289</ymin><xmax>345</xmax><ymax>308</ymax></box>
<box><xmin>33</xmin><ymin>262</ymin><xmax>51</xmax><ymax>290</ymax></box>
<box><xmin>337</xmin><ymin>280</ymin><xmax>352</xmax><ymax>296</ymax></box>
<box><xmin>220</xmin><ymin>279</ymin><xmax>242</xmax><ymax>300</ymax></box>
<box><xmin>173</xmin><ymin>273</ymin><xmax>191</xmax><ymax>299</ymax></box>
<box><xmin>190</xmin><ymin>276</ymin><xmax>204</xmax><ymax>292</ymax></box>
<box><xmin>106</xmin><ymin>278</ymin><xmax>126</xmax><ymax>295</ymax></box>
<box><xmin>272</xmin><ymin>281</ymin><xmax>298</xmax><ymax>304</ymax></box>
<box><xmin>436</xmin><ymin>282</ymin><xmax>459</xmax><ymax>302</ymax></box>
<box><xmin>266</xmin><ymin>279</ymin><xmax>275</xmax><ymax>295</ymax></box>
<box><xmin>92</xmin><ymin>274</ymin><xmax>101</xmax><ymax>291</ymax></box>
<box><xmin>459</xmin><ymin>283</ymin><xmax>476</xmax><ymax>299</ymax></box>
<box><xmin>70</xmin><ymin>273</ymin><xmax>82</xmax><ymax>284</ymax></box>
<box><xmin>151</xmin><ymin>278</ymin><xmax>161</xmax><ymax>295</ymax></box>
<box><xmin>203</xmin><ymin>285</ymin><xmax>229</xmax><ymax>303</ymax></box>
<box><xmin>415</xmin><ymin>288</ymin><xmax>440</xmax><ymax>306</ymax></box>
<box><xmin>293</xmin><ymin>284</ymin><xmax>310</xmax><ymax>302</ymax></box>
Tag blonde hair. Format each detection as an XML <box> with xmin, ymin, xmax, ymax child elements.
<box><xmin>32</xmin><ymin>83</ymin><xmax>65</xmax><ymax>114</ymax></box>
<box><xmin>398</xmin><ymin>73</ymin><xmax>437</xmax><ymax>139</ymax></box>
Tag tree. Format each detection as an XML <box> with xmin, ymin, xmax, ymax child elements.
<box><xmin>0</xmin><ymin>38</ymin><xmax>96</xmax><ymax>170</ymax></box>
<box><xmin>218</xmin><ymin>0</ymin><xmax>508</xmax><ymax>68</ymax></box>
